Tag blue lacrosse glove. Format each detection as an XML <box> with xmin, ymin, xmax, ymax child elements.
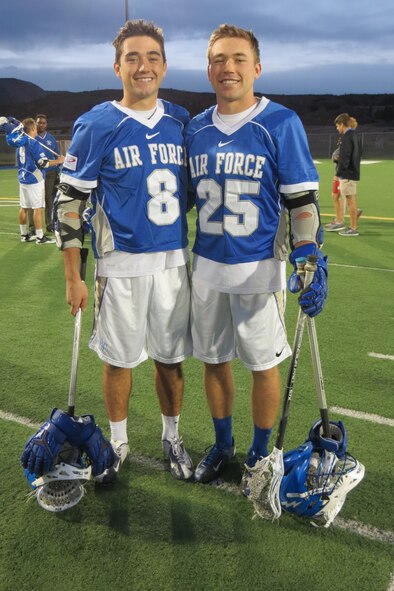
<box><xmin>0</xmin><ymin>116</ymin><xmax>21</xmax><ymax>134</ymax></box>
<box><xmin>78</xmin><ymin>415</ymin><xmax>117</xmax><ymax>477</ymax></box>
<box><xmin>288</xmin><ymin>244</ymin><xmax>328</xmax><ymax>317</ymax></box>
<box><xmin>21</xmin><ymin>408</ymin><xmax>83</xmax><ymax>476</ymax></box>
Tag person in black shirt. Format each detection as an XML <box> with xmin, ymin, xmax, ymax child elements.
<box><xmin>334</xmin><ymin>113</ymin><xmax>362</xmax><ymax>236</ymax></box>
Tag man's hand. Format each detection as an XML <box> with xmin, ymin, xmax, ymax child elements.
<box><xmin>66</xmin><ymin>278</ymin><xmax>88</xmax><ymax>315</ymax></box>
<box><xmin>288</xmin><ymin>244</ymin><xmax>328</xmax><ymax>317</ymax></box>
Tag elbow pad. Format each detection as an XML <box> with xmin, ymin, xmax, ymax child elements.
<box><xmin>284</xmin><ymin>191</ymin><xmax>323</xmax><ymax>249</ymax></box>
<box><xmin>53</xmin><ymin>183</ymin><xmax>90</xmax><ymax>250</ymax></box>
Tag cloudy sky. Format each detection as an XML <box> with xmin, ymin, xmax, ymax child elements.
<box><xmin>0</xmin><ymin>0</ymin><xmax>393</xmax><ymax>95</ymax></box>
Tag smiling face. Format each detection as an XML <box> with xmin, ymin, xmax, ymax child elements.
<box><xmin>208</xmin><ymin>36</ymin><xmax>262</xmax><ymax>114</ymax></box>
<box><xmin>114</xmin><ymin>35</ymin><xmax>167</xmax><ymax>109</ymax></box>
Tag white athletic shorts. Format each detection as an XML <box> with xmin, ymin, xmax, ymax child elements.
<box><xmin>89</xmin><ymin>265</ymin><xmax>192</xmax><ymax>368</ymax></box>
<box><xmin>191</xmin><ymin>282</ymin><xmax>292</xmax><ymax>371</ymax></box>
<box><xmin>19</xmin><ymin>182</ymin><xmax>45</xmax><ymax>209</ymax></box>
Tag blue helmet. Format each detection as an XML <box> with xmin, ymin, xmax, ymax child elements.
<box><xmin>280</xmin><ymin>421</ymin><xmax>365</xmax><ymax>527</ymax></box>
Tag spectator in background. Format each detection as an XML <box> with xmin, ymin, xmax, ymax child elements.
<box><xmin>327</xmin><ymin>115</ymin><xmax>362</xmax><ymax>236</ymax></box>
<box><xmin>28</xmin><ymin>114</ymin><xmax>61</xmax><ymax>233</ymax></box>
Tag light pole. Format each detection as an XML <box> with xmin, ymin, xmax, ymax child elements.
<box><xmin>125</xmin><ymin>0</ymin><xmax>131</xmax><ymax>21</ymax></box>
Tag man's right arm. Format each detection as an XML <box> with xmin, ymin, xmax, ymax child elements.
<box><xmin>53</xmin><ymin>182</ymin><xmax>91</xmax><ymax>315</ymax></box>
<box><xmin>63</xmin><ymin>247</ymin><xmax>88</xmax><ymax>316</ymax></box>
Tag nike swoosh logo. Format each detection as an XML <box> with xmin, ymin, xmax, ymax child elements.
<box><xmin>146</xmin><ymin>132</ymin><xmax>160</xmax><ymax>139</ymax></box>
<box><xmin>276</xmin><ymin>347</ymin><xmax>285</xmax><ymax>358</ymax></box>
<box><xmin>213</xmin><ymin>460</ymin><xmax>223</xmax><ymax>472</ymax></box>
<box><xmin>218</xmin><ymin>140</ymin><xmax>234</xmax><ymax>147</ymax></box>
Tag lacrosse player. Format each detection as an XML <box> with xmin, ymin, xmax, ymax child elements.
<box><xmin>35</xmin><ymin>114</ymin><xmax>62</xmax><ymax>233</ymax></box>
<box><xmin>185</xmin><ymin>25</ymin><xmax>328</xmax><ymax>492</ymax></box>
<box><xmin>5</xmin><ymin>118</ymin><xmax>63</xmax><ymax>244</ymax></box>
<box><xmin>53</xmin><ymin>20</ymin><xmax>193</xmax><ymax>483</ymax></box>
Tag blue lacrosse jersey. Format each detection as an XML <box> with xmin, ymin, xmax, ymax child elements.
<box><xmin>37</xmin><ymin>131</ymin><xmax>60</xmax><ymax>171</ymax></box>
<box><xmin>185</xmin><ymin>97</ymin><xmax>319</xmax><ymax>264</ymax></box>
<box><xmin>61</xmin><ymin>100</ymin><xmax>189</xmax><ymax>258</ymax></box>
<box><xmin>14</xmin><ymin>137</ymin><xmax>46</xmax><ymax>185</ymax></box>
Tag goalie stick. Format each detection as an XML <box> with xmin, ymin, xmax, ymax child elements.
<box><xmin>244</xmin><ymin>258</ymin><xmax>315</xmax><ymax>520</ymax></box>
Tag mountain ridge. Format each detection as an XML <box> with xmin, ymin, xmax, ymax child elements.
<box><xmin>1</xmin><ymin>78</ymin><xmax>393</xmax><ymax>133</ymax></box>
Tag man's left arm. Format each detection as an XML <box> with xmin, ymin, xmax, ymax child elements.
<box><xmin>283</xmin><ymin>190</ymin><xmax>328</xmax><ymax>317</ymax></box>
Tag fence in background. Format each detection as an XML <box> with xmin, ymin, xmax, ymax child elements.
<box><xmin>1</xmin><ymin>133</ymin><xmax>393</xmax><ymax>167</ymax></box>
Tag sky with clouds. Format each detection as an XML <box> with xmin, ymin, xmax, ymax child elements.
<box><xmin>0</xmin><ymin>0</ymin><xmax>393</xmax><ymax>95</ymax></box>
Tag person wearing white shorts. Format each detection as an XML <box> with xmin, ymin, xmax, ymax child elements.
<box><xmin>54</xmin><ymin>21</ymin><xmax>194</xmax><ymax>483</ymax></box>
<box><xmin>6</xmin><ymin>117</ymin><xmax>63</xmax><ymax>244</ymax></box>
<box><xmin>185</xmin><ymin>25</ymin><xmax>328</xmax><ymax>490</ymax></box>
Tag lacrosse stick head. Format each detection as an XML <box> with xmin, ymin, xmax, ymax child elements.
<box><xmin>25</xmin><ymin>446</ymin><xmax>92</xmax><ymax>513</ymax></box>
<box><xmin>307</xmin><ymin>419</ymin><xmax>348</xmax><ymax>458</ymax></box>
<box><xmin>279</xmin><ymin>441</ymin><xmax>365</xmax><ymax>527</ymax></box>
<box><xmin>35</xmin><ymin>478</ymin><xmax>86</xmax><ymax>512</ymax></box>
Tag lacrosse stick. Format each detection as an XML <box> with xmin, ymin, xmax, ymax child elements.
<box><xmin>31</xmin><ymin>248</ymin><xmax>92</xmax><ymax>511</ymax></box>
<box><xmin>0</xmin><ymin>116</ymin><xmax>62</xmax><ymax>157</ymax></box>
<box><xmin>301</xmin><ymin>255</ymin><xmax>365</xmax><ymax>526</ymax></box>
<box><xmin>245</xmin><ymin>258</ymin><xmax>315</xmax><ymax>520</ymax></box>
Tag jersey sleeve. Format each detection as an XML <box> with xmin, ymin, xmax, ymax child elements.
<box><xmin>62</xmin><ymin>109</ymin><xmax>111</xmax><ymax>188</ymax></box>
<box><xmin>275</xmin><ymin>111</ymin><xmax>319</xmax><ymax>194</ymax></box>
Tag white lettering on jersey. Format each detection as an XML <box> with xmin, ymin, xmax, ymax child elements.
<box><xmin>191</xmin><ymin>152</ymin><xmax>266</xmax><ymax>180</ymax></box>
<box><xmin>189</xmin><ymin>154</ymin><xmax>208</xmax><ymax>179</ymax></box>
<box><xmin>148</xmin><ymin>143</ymin><xmax>185</xmax><ymax>166</ymax></box>
<box><xmin>114</xmin><ymin>146</ymin><xmax>143</xmax><ymax>169</ymax></box>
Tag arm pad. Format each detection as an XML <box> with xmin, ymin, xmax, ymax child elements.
<box><xmin>53</xmin><ymin>182</ymin><xmax>90</xmax><ymax>250</ymax></box>
<box><xmin>283</xmin><ymin>190</ymin><xmax>323</xmax><ymax>249</ymax></box>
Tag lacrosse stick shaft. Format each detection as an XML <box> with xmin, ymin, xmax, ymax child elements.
<box><xmin>304</xmin><ymin>256</ymin><xmax>331</xmax><ymax>438</ymax></box>
<box><xmin>34</xmin><ymin>136</ymin><xmax>62</xmax><ymax>158</ymax></box>
<box><xmin>275</xmin><ymin>261</ymin><xmax>315</xmax><ymax>450</ymax></box>
<box><xmin>68</xmin><ymin>248</ymin><xmax>89</xmax><ymax>417</ymax></box>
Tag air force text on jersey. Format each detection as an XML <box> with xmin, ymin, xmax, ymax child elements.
<box><xmin>114</xmin><ymin>142</ymin><xmax>186</xmax><ymax>169</ymax></box>
<box><xmin>189</xmin><ymin>151</ymin><xmax>266</xmax><ymax>180</ymax></box>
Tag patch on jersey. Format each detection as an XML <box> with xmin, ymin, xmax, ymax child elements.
<box><xmin>64</xmin><ymin>153</ymin><xmax>78</xmax><ymax>171</ymax></box>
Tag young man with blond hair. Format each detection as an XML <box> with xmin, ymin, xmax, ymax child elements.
<box><xmin>185</xmin><ymin>24</ymin><xmax>328</xmax><ymax>494</ymax></box>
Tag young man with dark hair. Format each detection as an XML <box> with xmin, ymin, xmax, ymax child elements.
<box><xmin>54</xmin><ymin>20</ymin><xmax>193</xmax><ymax>483</ymax></box>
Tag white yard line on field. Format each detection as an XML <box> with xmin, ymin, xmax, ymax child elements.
<box><xmin>368</xmin><ymin>352</ymin><xmax>394</xmax><ymax>361</ymax></box>
<box><xmin>330</xmin><ymin>406</ymin><xmax>394</xmax><ymax>427</ymax></box>
<box><xmin>387</xmin><ymin>572</ymin><xmax>394</xmax><ymax>591</ymax></box>
<box><xmin>329</xmin><ymin>263</ymin><xmax>394</xmax><ymax>273</ymax></box>
<box><xmin>2</xmin><ymin>408</ymin><xmax>393</xmax><ymax>546</ymax></box>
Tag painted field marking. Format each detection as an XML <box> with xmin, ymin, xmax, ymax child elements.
<box><xmin>330</xmin><ymin>263</ymin><xmax>394</xmax><ymax>273</ymax></box>
<box><xmin>330</xmin><ymin>406</ymin><xmax>394</xmax><ymax>427</ymax></box>
<box><xmin>321</xmin><ymin>212</ymin><xmax>394</xmax><ymax>221</ymax></box>
<box><xmin>2</xmin><ymin>408</ymin><xmax>393</xmax><ymax>546</ymax></box>
<box><xmin>368</xmin><ymin>352</ymin><xmax>394</xmax><ymax>361</ymax></box>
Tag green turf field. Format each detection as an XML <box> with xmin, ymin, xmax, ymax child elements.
<box><xmin>0</xmin><ymin>161</ymin><xmax>393</xmax><ymax>591</ymax></box>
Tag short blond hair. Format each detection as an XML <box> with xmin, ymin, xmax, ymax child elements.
<box><xmin>207</xmin><ymin>24</ymin><xmax>260</xmax><ymax>64</ymax></box>
<box><xmin>22</xmin><ymin>118</ymin><xmax>36</xmax><ymax>134</ymax></box>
